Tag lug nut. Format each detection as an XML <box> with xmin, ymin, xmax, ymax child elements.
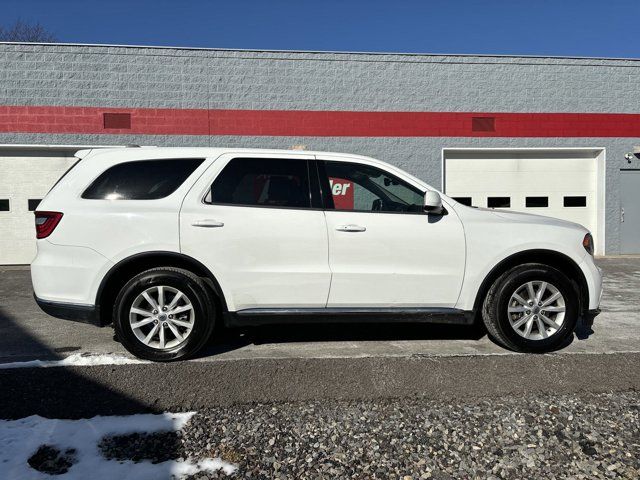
<box><xmin>540</xmin><ymin>310</ymin><xmax>545</xmax><ymax>315</ymax></box>
<box><xmin>153</xmin><ymin>310</ymin><xmax>158</xmax><ymax>314</ymax></box>
<box><xmin>162</xmin><ymin>306</ymin><xmax>168</xmax><ymax>311</ymax></box>
<box><xmin>153</xmin><ymin>319</ymin><xmax>158</xmax><ymax>325</ymax></box>
<box><xmin>533</xmin><ymin>315</ymin><xmax>538</xmax><ymax>320</ymax></box>
<box><xmin>526</xmin><ymin>310</ymin><xmax>531</xmax><ymax>315</ymax></box>
<box><xmin>538</xmin><ymin>302</ymin><xmax>543</xmax><ymax>307</ymax></box>
<box><xmin>168</xmin><ymin>314</ymin><xmax>173</xmax><ymax>319</ymax></box>
<box><xmin>162</xmin><ymin>322</ymin><xmax>168</xmax><ymax>327</ymax></box>
<box><xmin>528</xmin><ymin>301</ymin><xmax>534</xmax><ymax>306</ymax></box>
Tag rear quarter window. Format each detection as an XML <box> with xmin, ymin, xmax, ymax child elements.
<box><xmin>82</xmin><ymin>159</ymin><xmax>204</xmax><ymax>200</ymax></box>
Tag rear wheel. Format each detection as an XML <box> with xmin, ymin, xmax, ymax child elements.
<box><xmin>482</xmin><ymin>263</ymin><xmax>579</xmax><ymax>352</ymax></box>
<box><xmin>113</xmin><ymin>267</ymin><xmax>215</xmax><ymax>361</ymax></box>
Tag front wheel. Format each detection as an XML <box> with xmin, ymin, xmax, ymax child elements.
<box><xmin>482</xmin><ymin>263</ymin><xmax>579</xmax><ymax>353</ymax></box>
<box><xmin>113</xmin><ymin>267</ymin><xmax>215</xmax><ymax>361</ymax></box>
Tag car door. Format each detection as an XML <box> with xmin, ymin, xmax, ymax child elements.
<box><xmin>180</xmin><ymin>153</ymin><xmax>331</xmax><ymax>311</ymax></box>
<box><xmin>317</xmin><ymin>155</ymin><xmax>466</xmax><ymax>308</ymax></box>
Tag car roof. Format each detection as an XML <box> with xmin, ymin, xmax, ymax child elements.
<box><xmin>75</xmin><ymin>146</ymin><xmax>378</xmax><ymax>164</ymax></box>
<box><xmin>73</xmin><ymin>146</ymin><xmax>439</xmax><ymax>195</ymax></box>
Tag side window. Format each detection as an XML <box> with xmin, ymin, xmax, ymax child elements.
<box><xmin>321</xmin><ymin>161</ymin><xmax>424</xmax><ymax>213</ymax></box>
<box><xmin>82</xmin><ymin>159</ymin><xmax>204</xmax><ymax>200</ymax></box>
<box><xmin>207</xmin><ymin>157</ymin><xmax>311</xmax><ymax>208</ymax></box>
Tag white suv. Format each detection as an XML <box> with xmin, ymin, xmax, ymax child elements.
<box><xmin>31</xmin><ymin>147</ymin><xmax>602</xmax><ymax>361</ymax></box>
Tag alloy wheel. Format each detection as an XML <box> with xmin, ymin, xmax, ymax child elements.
<box><xmin>129</xmin><ymin>285</ymin><xmax>195</xmax><ymax>350</ymax></box>
<box><xmin>507</xmin><ymin>281</ymin><xmax>566</xmax><ymax>340</ymax></box>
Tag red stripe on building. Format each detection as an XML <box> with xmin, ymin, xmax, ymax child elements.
<box><xmin>2</xmin><ymin>106</ymin><xmax>640</xmax><ymax>137</ymax></box>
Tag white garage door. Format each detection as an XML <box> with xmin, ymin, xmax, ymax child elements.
<box><xmin>443</xmin><ymin>148</ymin><xmax>605</xmax><ymax>254</ymax></box>
<box><xmin>0</xmin><ymin>148</ymin><xmax>78</xmax><ymax>264</ymax></box>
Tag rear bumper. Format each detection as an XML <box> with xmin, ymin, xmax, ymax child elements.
<box><xmin>34</xmin><ymin>294</ymin><xmax>102</xmax><ymax>327</ymax></box>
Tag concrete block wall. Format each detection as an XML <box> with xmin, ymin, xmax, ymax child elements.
<box><xmin>1</xmin><ymin>43</ymin><xmax>640</xmax><ymax>252</ymax></box>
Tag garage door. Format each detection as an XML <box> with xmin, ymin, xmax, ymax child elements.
<box><xmin>443</xmin><ymin>148</ymin><xmax>604</xmax><ymax>254</ymax></box>
<box><xmin>0</xmin><ymin>148</ymin><xmax>78</xmax><ymax>264</ymax></box>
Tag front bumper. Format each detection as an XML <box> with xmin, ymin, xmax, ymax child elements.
<box><xmin>34</xmin><ymin>294</ymin><xmax>102</xmax><ymax>327</ymax></box>
<box><xmin>583</xmin><ymin>308</ymin><xmax>601</xmax><ymax>327</ymax></box>
<box><xmin>578</xmin><ymin>255</ymin><xmax>603</xmax><ymax>311</ymax></box>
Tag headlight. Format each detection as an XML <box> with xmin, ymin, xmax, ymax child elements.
<box><xmin>582</xmin><ymin>233</ymin><xmax>594</xmax><ymax>256</ymax></box>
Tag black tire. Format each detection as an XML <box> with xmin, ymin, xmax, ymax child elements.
<box><xmin>481</xmin><ymin>263</ymin><xmax>579</xmax><ymax>353</ymax></box>
<box><xmin>113</xmin><ymin>267</ymin><xmax>215</xmax><ymax>361</ymax></box>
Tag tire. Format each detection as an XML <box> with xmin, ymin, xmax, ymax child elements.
<box><xmin>113</xmin><ymin>267</ymin><xmax>215</xmax><ymax>361</ymax></box>
<box><xmin>481</xmin><ymin>263</ymin><xmax>579</xmax><ymax>353</ymax></box>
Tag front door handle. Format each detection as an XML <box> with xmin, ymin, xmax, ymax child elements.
<box><xmin>192</xmin><ymin>219</ymin><xmax>224</xmax><ymax>228</ymax></box>
<box><xmin>336</xmin><ymin>224</ymin><xmax>366</xmax><ymax>232</ymax></box>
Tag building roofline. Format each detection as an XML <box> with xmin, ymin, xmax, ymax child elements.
<box><xmin>1</xmin><ymin>41</ymin><xmax>639</xmax><ymax>63</ymax></box>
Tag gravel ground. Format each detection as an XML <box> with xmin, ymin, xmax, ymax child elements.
<box><xmin>96</xmin><ymin>391</ymin><xmax>639</xmax><ymax>479</ymax></box>
<box><xmin>27</xmin><ymin>445</ymin><xmax>77</xmax><ymax>475</ymax></box>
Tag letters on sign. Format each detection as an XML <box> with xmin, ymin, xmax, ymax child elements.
<box><xmin>329</xmin><ymin>178</ymin><xmax>354</xmax><ymax>209</ymax></box>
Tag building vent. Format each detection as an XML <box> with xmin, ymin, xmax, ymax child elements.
<box><xmin>472</xmin><ymin>116</ymin><xmax>495</xmax><ymax>132</ymax></box>
<box><xmin>103</xmin><ymin>113</ymin><xmax>131</xmax><ymax>129</ymax></box>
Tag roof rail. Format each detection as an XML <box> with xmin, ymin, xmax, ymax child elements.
<box><xmin>74</xmin><ymin>144</ymin><xmax>152</xmax><ymax>159</ymax></box>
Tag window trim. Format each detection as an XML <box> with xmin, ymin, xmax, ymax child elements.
<box><xmin>203</xmin><ymin>156</ymin><xmax>317</xmax><ymax>210</ymax></box>
<box><xmin>316</xmin><ymin>159</ymin><xmax>430</xmax><ymax>215</ymax></box>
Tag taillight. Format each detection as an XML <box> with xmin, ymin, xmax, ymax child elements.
<box><xmin>34</xmin><ymin>211</ymin><xmax>63</xmax><ymax>239</ymax></box>
<box><xmin>582</xmin><ymin>233</ymin><xmax>594</xmax><ymax>256</ymax></box>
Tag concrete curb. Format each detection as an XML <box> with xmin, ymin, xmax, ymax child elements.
<box><xmin>1</xmin><ymin>352</ymin><xmax>638</xmax><ymax>419</ymax></box>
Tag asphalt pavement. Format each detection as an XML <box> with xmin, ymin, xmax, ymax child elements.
<box><xmin>1</xmin><ymin>257</ymin><xmax>639</xmax><ymax>364</ymax></box>
<box><xmin>2</xmin><ymin>258</ymin><xmax>639</xmax><ymax>479</ymax></box>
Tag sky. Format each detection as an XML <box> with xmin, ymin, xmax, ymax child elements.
<box><xmin>3</xmin><ymin>0</ymin><xmax>640</xmax><ymax>58</ymax></box>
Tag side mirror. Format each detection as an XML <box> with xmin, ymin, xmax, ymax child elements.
<box><xmin>423</xmin><ymin>191</ymin><xmax>443</xmax><ymax>214</ymax></box>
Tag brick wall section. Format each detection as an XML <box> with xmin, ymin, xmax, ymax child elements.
<box><xmin>1</xmin><ymin>43</ymin><xmax>640</xmax><ymax>252</ymax></box>
<box><xmin>2</xmin><ymin>43</ymin><xmax>640</xmax><ymax>113</ymax></box>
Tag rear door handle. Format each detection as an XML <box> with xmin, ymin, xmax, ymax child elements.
<box><xmin>336</xmin><ymin>224</ymin><xmax>366</xmax><ymax>232</ymax></box>
<box><xmin>192</xmin><ymin>219</ymin><xmax>224</xmax><ymax>228</ymax></box>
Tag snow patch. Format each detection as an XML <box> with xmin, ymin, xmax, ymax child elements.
<box><xmin>0</xmin><ymin>412</ymin><xmax>237</xmax><ymax>479</ymax></box>
<box><xmin>0</xmin><ymin>353</ymin><xmax>148</xmax><ymax>369</ymax></box>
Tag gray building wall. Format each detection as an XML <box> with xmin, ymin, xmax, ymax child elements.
<box><xmin>1</xmin><ymin>43</ymin><xmax>640</xmax><ymax>252</ymax></box>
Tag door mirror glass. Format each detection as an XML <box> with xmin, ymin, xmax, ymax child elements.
<box><xmin>424</xmin><ymin>191</ymin><xmax>443</xmax><ymax>214</ymax></box>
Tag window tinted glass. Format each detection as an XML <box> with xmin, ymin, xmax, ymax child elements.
<box><xmin>0</xmin><ymin>199</ymin><xmax>9</xmax><ymax>211</ymax></box>
<box><xmin>564</xmin><ymin>196</ymin><xmax>587</xmax><ymax>207</ymax></box>
<box><xmin>322</xmin><ymin>161</ymin><xmax>424</xmax><ymax>213</ymax></box>
<box><xmin>208</xmin><ymin>157</ymin><xmax>311</xmax><ymax>208</ymax></box>
<box><xmin>453</xmin><ymin>197</ymin><xmax>472</xmax><ymax>206</ymax></box>
<box><xmin>487</xmin><ymin>197</ymin><xmax>510</xmax><ymax>208</ymax></box>
<box><xmin>28</xmin><ymin>199</ymin><xmax>42</xmax><ymax>211</ymax></box>
<box><xmin>526</xmin><ymin>196</ymin><xmax>549</xmax><ymax>208</ymax></box>
<box><xmin>82</xmin><ymin>159</ymin><xmax>203</xmax><ymax>200</ymax></box>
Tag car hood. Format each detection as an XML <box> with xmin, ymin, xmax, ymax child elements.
<box><xmin>469</xmin><ymin>207</ymin><xmax>588</xmax><ymax>232</ymax></box>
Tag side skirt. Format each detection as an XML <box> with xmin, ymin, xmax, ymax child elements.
<box><xmin>224</xmin><ymin>307</ymin><xmax>475</xmax><ymax>328</ymax></box>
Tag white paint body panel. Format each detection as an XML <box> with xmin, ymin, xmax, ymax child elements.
<box><xmin>451</xmin><ymin>205</ymin><xmax>601</xmax><ymax>311</ymax></box>
<box><xmin>179</xmin><ymin>152</ymin><xmax>331</xmax><ymax>311</ymax></box>
<box><xmin>29</xmin><ymin>147</ymin><xmax>603</xmax><ymax>315</ymax></box>
<box><xmin>324</xmin><ymin>210</ymin><xmax>465</xmax><ymax>307</ymax></box>
<box><xmin>317</xmin><ymin>155</ymin><xmax>465</xmax><ymax>307</ymax></box>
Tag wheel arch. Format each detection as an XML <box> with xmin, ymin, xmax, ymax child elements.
<box><xmin>472</xmin><ymin>249</ymin><xmax>589</xmax><ymax>321</ymax></box>
<box><xmin>96</xmin><ymin>251</ymin><xmax>227</xmax><ymax>326</ymax></box>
